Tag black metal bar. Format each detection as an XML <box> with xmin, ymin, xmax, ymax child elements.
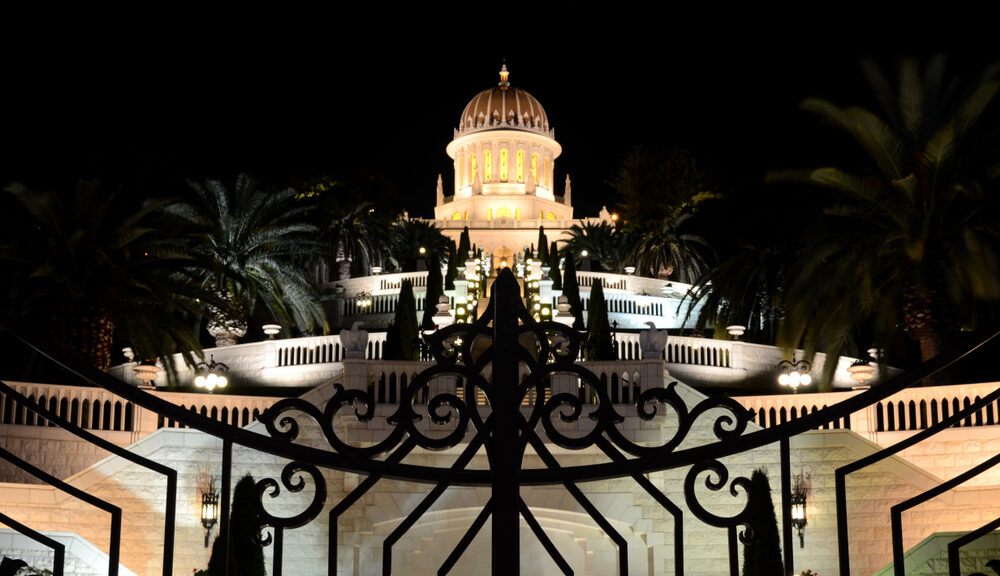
<box><xmin>835</xmin><ymin>465</ymin><xmax>850</xmax><ymax>576</ymax></box>
<box><xmin>383</xmin><ymin>483</ymin><xmax>450</xmax><ymax>575</ymax></box>
<box><xmin>528</xmin><ymin>432</ymin><xmax>630</xmax><ymax>575</ymax></box>
<box><xmin>273</xmin><ymin>526</ymin><xmax>284</xmax><ymax>576</ymax></box>
<box><xmin>328</xmin><ymin>439</ymin><xmax>418</xmax><ymax>575</ymax></box>
<box><xmin>220</xmin><ymin>439</ymin><xmax>232</xmax><ymax>576</ymax></box>
<box><xmin>439</xmin><ymin>500</ymin><xmax>493</xmax><ymax>576</ymax></box>
<box><xmin>0</xmin><ymin>445</ymin><xmax>121</xmax><ymax>575</ymax></box>
<box><xmin>383</xmin><ymin>436</ymin><xmax>486</xmax><ymax>575</ymax></box>
<box><xmin>0</xmin><ymin>511</ymin><xmax>66</xmax><ymax>576</ymax></box>
<box><xmin>892</xmin><ymin>450</ymin><xmax>1000</xmax><ymax>575</ymax></box>
<box><xmin>728</xmin><ymin>525</ymin><xmax>739</xmax><ymax>576</ymax></box>
<box><xmin>490</xmin><ymin>270</ymin><xmax>522</xmax><ymax>576</ymax></box>
<box><xmin>836</xmin><ymin>385</ymin><xmax>1000</xmax><ymax>576</ymax></box>
<box><xmin>780</xmin><ymin>438</ymin><xmax>794</xmax><ymax>576</ymax></box>
<box><xmin>0</xmin><ymin>380</ymin><xmax>178</xmax><ymax>576</ymax></box>
<box><xmin>519</xmin><ymin>499</ymin><xmax>573</xmax><ymax>576</ymax></box>
<box><xmin>596</xmin><ymin>436</ymin><xmax>683</xmax><ymax>575</ymax></box>
<box><xmin>948</xmin><ymin>516</ymin><xmax>1000</xmax><ymax>575</ymax></box>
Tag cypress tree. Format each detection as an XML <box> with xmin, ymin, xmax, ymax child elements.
<box><xmin>741</xmin><ymin>469</ymin><xmax>784</xmax><ymax>576</ymax></box>
<box><xmin>422</xmin><ymin>257</ymin><xmax>443</xmax><ymax>330</ymax></box>
<box><xmin>445</xmin><ymin>239</ymin><xmax>458</xmax><ymax>290</ymax></box>
<box><xmin>537</xmin><ymin>227</ymin><xmax>549</xmax><ymax>263</ymax></box>
<box><xmin>456</xmin><ymin>227</ymin><xmax>471</xmax><ymax>270</ymax></box>
<box><xmin>585</xmin><ymin>279</ymin><xmax>615</xmax><ymax>360</ymax></box>
<box><xmin>549</xmin><ymin>240</ymin><xmax>562</xmax><ymax>290</ymax></box>
<box><xmin>385</xmin><ymin>279</ymin><xmax>418</xmax><ymax>360</ymax></box>
<box><xmin>562</xmin><ymin>253</ymin><xmax>585</xmax><ymax>329</ymax></box>
<box><xmin>206</xmin><ymin>474</ymin><xmax>266</xmax><ymax>576</ymax></box>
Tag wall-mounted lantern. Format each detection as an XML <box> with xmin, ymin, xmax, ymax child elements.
<box><xmin>791</xmin><ymin>470</ymin><xmax>811</xmax><ymax>548</ymax></box>
<box><xmin>200</xmin><ymin>475</ymin><xmax>219</xmax><ymax>547</ymax></box>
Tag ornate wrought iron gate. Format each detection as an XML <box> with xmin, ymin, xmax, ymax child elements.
<box><xmin>2</xmin><ymin>268</ymin><xmax>999</xmax><ymax>575</ymax></box>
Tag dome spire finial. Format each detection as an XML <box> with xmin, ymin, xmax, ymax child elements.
<box><xmin>499</xmin><ymin>62</ymin><xmax>510</xmax><ymax>90</ymax></box>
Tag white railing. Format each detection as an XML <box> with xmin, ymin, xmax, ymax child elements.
<box><xmin>275</xmin><ymin>332</ymin><xmax>389</xmax><ymax>366</ymax></box>
<box><xmin>733</xmin><ymin>380</ymin><xmax>1000</xmax><ymax>433</ymax></box>
<box><xmin>0</xmin><ymin>380</ymin><xmax>276</xmax><ymax>437</ymax></box>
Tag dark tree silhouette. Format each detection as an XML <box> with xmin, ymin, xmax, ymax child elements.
<box><xmin>741</xmin><ymin>468</ymin><xmax>784</xmax><ymax>576</ymax></box>
<box><xmin>585</xmin><ymin>279</ymin><xmax>615</xmax><ymax>360</ymax></box>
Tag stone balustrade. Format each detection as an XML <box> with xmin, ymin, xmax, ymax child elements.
<box><xmin>733</xmin><ymin>380</ymin><xmax>1000</xmax><ymax>435</ymax></box>
<box><xmin>0</xmin><ymin>380</ymin><xmax>277</xmax><ymax>436</ymax></box>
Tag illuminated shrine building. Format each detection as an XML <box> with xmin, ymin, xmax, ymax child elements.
<box><xmin>433</xmin><ymin>65</ymin><xmax>589</xmax><ymax>264</ymax></box>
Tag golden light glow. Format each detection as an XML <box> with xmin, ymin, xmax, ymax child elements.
<box><xmin>531</xmin><ymin>153</ymin><xmax>538</xmax><ymax>183</ymax></box>
<box><xmin>484</xmin><ymin>150</ymin><xmax>492</xmax><ymax>182</ymax></box>
<box><xmin>515</xmin><ymin>208</ymin><xmax>521</xmax><ymax>220</ymax></box>
<box><xmin>486</xmin><ymin>208</ymin><xmax>492</xmax><ymax>220</ymax></box>
<box><xmin>516</xmin><ymin>149</ymin><xmax>524</xmax><ymax>182</ymax></box>
<box><xmin>498</xmin><ymin>207</ymin><xmax>511</xmax><ymax>218</ymax></box>
<box><xmin>547</xmin><ymin>212</ymin><xmax>556</xmax><ymax>220</ymax></box>
<box><xmin>470</xmin><ymin>154</ymin><xmax>477</xmax><ymax>182</ymax></box>
<box><xmin>500</xmin><ymin>148</ymin><xmax>508</xmax><ymax>181</ymax></box>
<box><xmin>452</xmin><ymin>212</ymin><xmax>463</xmax><ymax>220</ymax></box>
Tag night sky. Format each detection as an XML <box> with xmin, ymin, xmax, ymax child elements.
<box><xmin>3</xmin><ymin>14</ymin><xmax>996</xmax><ymax>218</ymax></box>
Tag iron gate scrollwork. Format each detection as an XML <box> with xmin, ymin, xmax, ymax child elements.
<box><xmin>254</xmin><ymin>269</ymin><xmax>757</xmax><ymax>575</ymax></box>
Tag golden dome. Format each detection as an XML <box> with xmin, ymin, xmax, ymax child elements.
<box><xmin>457</xmin><ymin>65</ymin><xmax>551</xmax><ymax>136</ymax></box>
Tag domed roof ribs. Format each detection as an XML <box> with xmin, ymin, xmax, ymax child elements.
<box><xmin>455</xmin><ymin>66</ymin><xmax>554</xmax><ymax>137</ymax></box>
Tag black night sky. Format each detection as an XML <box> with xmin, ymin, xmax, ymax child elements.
<box><xmin>4</xmin><ymin>13</ymin><xmax>995</xmax><ymax>218</ymax></box>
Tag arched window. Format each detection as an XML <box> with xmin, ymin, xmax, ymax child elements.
<box><xmin>516</xmin><ymin>149</ymin><xmax>524</xmax><ymax>182</ymax></box>
<box><xmin>470</xmin><ymin>154</ymin><xmax>477</xmax><ymax>182</ymax></box>
<box><xmin>500</xmin><ymin>148</ymin><xmax>508</xmax><ymax>180</ymax></box>
<box><xmin>486</xmin><ymin>208</ymin><xmax>492</xmax><ymax>220</ymax></box>
<box><xmin>531</xmin><ymin>153</ymin><xmax>538</xmax><ymax>183</ymax></box>
<box><xmin>498</xmin><ymin>207</ymin><xmax>511</xmax><ymax>218</ymax></box>
<box><xmin>484</xmin><ymin>150</ymin><xmax>492</xmax><ymax>182</ymax></box>
<box><xmin>515</xmin><ymin>208</ymin><xmax>521</xmax><ymax>220</ymax></box>
<box><xmin>452</xmin><ymin>212</ymin><xmax>463</xmax><ymax>220</ymax></box>
<box><xmin>547</xmin><ymin>212</ymin><xmax>556</xmax><ymax>220</ymax></box>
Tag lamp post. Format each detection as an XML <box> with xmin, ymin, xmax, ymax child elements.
<box><xmin>777</xmin><ymin>359</ymin><xmax>812</xmax><ymax>392</ymax></box>
<box><xmin>354</xmin><ymin>291</ymin><xmax>373</xmax><ymax>313</ymax></box>
<box><xmin>194</xmin><ymin>355</ymin><xmax>229</xmax><ymax>392</ymax></box>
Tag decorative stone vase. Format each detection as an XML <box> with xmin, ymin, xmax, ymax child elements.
<box><xmin>207</xmin><ymin>318</ymin><xmax>247</xmax><ymax>347</ymax></box>
<box><xmin>134</xmin><ymin>360</ymin><xmax>161</xmax><ymax>387</ymax></box>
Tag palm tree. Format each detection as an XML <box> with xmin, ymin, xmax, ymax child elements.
<box><xmin>611</xmin><ymin>146</ymin><xmax>719</xmax><ymax>281</ymax></box>
<box><xmin>561</xmin><ymin>221</ymin><xmax>629</xmax><ymax>273</ymax></box>
<box><xmin>1</xmin><ymin>179</ymin><xmax>206</xmax><ymax>372</ymax></box>
<box><xmin>174</xmin><ymin>174</ymin><xmax>327</xmax><ymax>345</ymax></box>
<box><xmin>625</xmin><ymin>214</ymin><xmax>711</xmax><ymax>282</ymax></box>
<box><xmin>687</xmin><ymin>243</ymin><xmax>789</xmax><ymax>343</ymax></box>
<box><xmin>388</xmin><ymin>218</ymin><xmax>451</xmax><ymax>273</ymax></box>
<box><xmin>325</xmin><ymin>201</ymin><xmax>391</xmax><ymax>280</ymax></box>
<box><xmin>779</xmin><ymin>57</ymin><xmax>1000</xmax><ymax>381</ymax></box>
